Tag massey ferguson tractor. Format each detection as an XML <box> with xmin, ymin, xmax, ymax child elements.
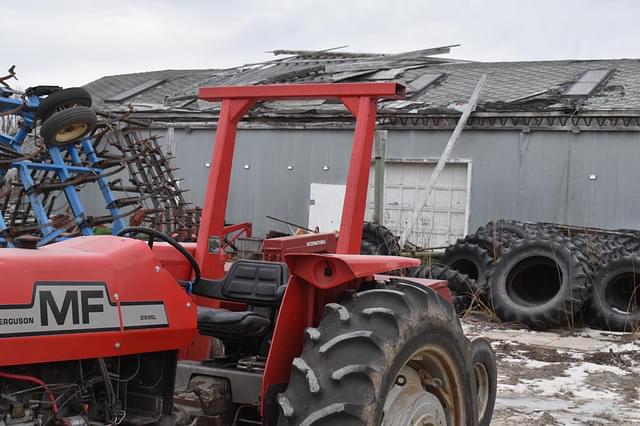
<box><xmin>0</xmin><ymin>83</ymin><xmax>496</xmax><ymax>425</ymax></box>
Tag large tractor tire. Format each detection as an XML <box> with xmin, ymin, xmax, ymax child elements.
<box><xmin>360</xmin><ymin>222</ymin><xmax>401</xmax><ymax>256</ymax></box>
<box><xmin>469</xmin><ymin>219</ymin><xmax>534</xmax><ymax>259</ymax></box>
<box><xmin>40</xmin><ymin>106</ymin><xmax>97</xmax><ymax>146</ymax></box>
<box><xmin>37</xmin><ymin>87</ymin><xmax>92</xmax><ymax>121</ymax></box>
<box><xmin>489</xmin><ymin>236</ymin><xmax>590</xmax><ymax>329</ymax></box>
<box><xmin>277</xmin><ymin>281</ymin><xmax>477</xmax><ymax>426</ymax></box>
<box><xmin>484</xmin><ymin>220</ymin><xmax>531</xmax><ymax>240</ymax></box>
<box><xmin>470</xmin><ymin>338</ymin><xmax>497</xmax><ymax>426</ymax></box>
<box><xmin>462</xmin><ymin>233</ymin><xmax>496</xmax><ymax>256</ymax></box>
<box><xmin>411</xmin><ymin>263</ymin><xmax>478</xmax><ymax>313</ymax></box>
<box><xmin>588</xmin><ymin>256</ymin><xmax>640</xmax><ymax>331</ymax></box>
<box><xmin>441</xmin><ymin>242</ymin><xmax>493</xmax><ymax>291</ymax></box>
<box><xmin>359</xmin><ymin>239</ymin><xmax>378</xmax><ymax>255</ymax></box>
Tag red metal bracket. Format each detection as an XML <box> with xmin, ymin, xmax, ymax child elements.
<box><xmin>195</xmin><ymin>83</ymin><xmax>406</xmax><ymax>278</ymax></box>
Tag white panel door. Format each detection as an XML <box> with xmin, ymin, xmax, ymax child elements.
<box><xmin>308</xmin><ymin>183</ymin><xmax>346</xmax><ymax>233</ymax></box>
<box><xmin>366</xmin><ymin>161</ymin><xmax>470</xmax><ymax>248</ymax></box>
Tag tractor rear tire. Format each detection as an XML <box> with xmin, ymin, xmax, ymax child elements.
<box><xmin>37</xmin><ymin>87</ymin><xmax>92</xmax><ymax>121</ymax></box>
<box><xmin>41</xmin><ymin>106</ymin><xmax>97</xmax><ymax>146</ymax></box>
<box><xmin>588</xmin><ymin>257</ymin><xmax>640</xmax><ymax>331</ymax></box>
<box><xmin>470</xmin><ymin>338</ymin><xmax>497</xmax><ymax>426</ymax></box>
<box><xmin>489</xmin><ymin>236</ymin><xmax>590</xmax><ymax>329</ymax></box>
<box><xmin>277</xmin><ymin>281</ymin><xmax>477</xmax><ymax>426</ymax></box>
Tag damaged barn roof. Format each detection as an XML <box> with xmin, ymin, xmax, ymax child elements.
<box><xmin>84</xmin><ymin>46</ymin><xmax>640</xmax><ymax>125</ymax></box>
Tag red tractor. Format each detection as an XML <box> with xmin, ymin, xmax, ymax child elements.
<box><xmin>0</xmin><ymin>83</ymin><xmax>495</xmax><ymax>425</ymax></box>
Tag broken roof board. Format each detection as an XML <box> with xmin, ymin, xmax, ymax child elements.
<box><xmin>85</xmin><ymin>48</ymin><xmax>640</xmax><ymax>114</ymax></box>
<box><xmin>407</xmin><ymin>73</ymin><xmax>444</xmax><ymax>94</ymax></box>
<box><xmin>106</xmin><ymin>79</ymin><xmax>165</xmax><ymax>102</ymax></box>
<box><xmin>367</xmin><ymin>68</ymin><xmax>407</xmax><ymax>80</ymax></box>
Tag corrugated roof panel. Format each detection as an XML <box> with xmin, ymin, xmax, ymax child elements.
<box><xmin>85</xmin><ymin>56</ymin><xmax>640</xmax><ymax>113</ymax></box>
<box><xmin>564</xmin><ymin>69</ymin><xmax>613</xmax><ymax>96</ymax></box>
<box><xmin>367</xmin><ymin>68</ymin><xmax>406</xmax><ymax>80</ymax></box>
<box><xmin>106</xmin><ymin>79</ymin><xmax>165</xmax><ymax>102</ymax></box>
<box><xmin>382</xmin><ymin>100</ymin><xmax>423</xmax><ymax>110</ymax></box>
<box><xmin>331</xmin><ymin>70</ymin><xmax>377</xmax><ymax>82</ymax></box>
<box><xmin>407</xmin><ymin>73</ymin><xmax>444</xmax><ymax>94</ymax></box>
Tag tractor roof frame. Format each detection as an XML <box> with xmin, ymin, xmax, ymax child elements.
<box><xmin>195</xmin><ymin>83</ymin><xmax>406</xmax><ymax>278</ymax></box>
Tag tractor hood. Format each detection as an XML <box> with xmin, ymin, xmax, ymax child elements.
<box><xmin>0</xmin><ymin>236</ymin><xmax>197</xmax><ymax>366</ymax></box>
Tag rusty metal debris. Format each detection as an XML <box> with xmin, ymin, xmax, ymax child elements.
<box><xmin>93</xmin><ymin>113</ymin><xmax>201</xmax><ymax>239</ymax></box>
<box><xmin>0</xmin><ymin>109</ymin><xmax>200</xmax><ymax>246</ymax></box>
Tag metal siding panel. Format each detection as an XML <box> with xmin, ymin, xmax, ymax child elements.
<box><xmin>79</xmin><ymin>128</ymin><xmax>640</xmax><ymax>241</ymax></box>
<box><xmin>228</xmin><ymin>129</ymin><xmax>353</xmax><ymax>237</ymax></box>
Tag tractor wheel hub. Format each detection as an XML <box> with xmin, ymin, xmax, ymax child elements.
<box><xmin>383</xmin><ymin>366</ymin><xmax>446</xmax><ymax>426</ymax></box>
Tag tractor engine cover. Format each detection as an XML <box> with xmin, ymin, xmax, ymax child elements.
<box><xmin>0</xmin><ymin>235</ymin><xmax>197</xmax><ymax>367</ymax></box>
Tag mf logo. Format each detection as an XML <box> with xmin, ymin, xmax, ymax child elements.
<box><xmin>39</xmin><ymin>289</ymin><xmax>105</xmax><ymax>326</ymax></box>
<box><xmin>0</xmin><ymin>282</ymin><xmax>166</xmax><ymax>337</ymax></box>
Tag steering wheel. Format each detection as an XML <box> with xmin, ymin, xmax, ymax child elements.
<box><xmin>116</xmin><ymin>226</ymin><xmax>201</xmax><ymax>288</ymax></box>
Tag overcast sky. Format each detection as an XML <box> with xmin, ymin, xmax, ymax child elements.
<box><xmin>3</xmin><ymin>0</ymin><xmax>640</xmax><ymax>89</ymax></box>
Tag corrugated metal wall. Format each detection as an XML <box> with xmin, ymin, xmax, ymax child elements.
<box><xmin>92</xmin><ymin>127</ymin><xmax>640</xmax><ymax>238</ymax></box>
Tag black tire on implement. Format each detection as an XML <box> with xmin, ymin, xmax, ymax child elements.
<box><xmin>277</xmin><ymin>281</ymin><xmax>477</xmax><ymax>426</ymax></box>
<box><xmin>488</xmin><ymin>236</ymin><xmax>590</xmax><ymax>329</ymax></box>
<box><xmin>37</xmin><ymin>87</ymin><xmax>92</xmax><ymax>121</ymax></box>
<box><xmin>441</xmin><ymin>242</ymin><xmax>493</xmax><ymax>291</ymax></box>
<box><xmin>588</xmin><ymin>256</ymin><xmax>640</xmax><ymax>331</ymax></box>
<box><xmin>360</xmin><ymin>222</ymin><xmax>401</xmax><ymax>256</ymax></box>
<box><xmin>40</xmin><ymin>106</ymin><xmax>97</xmax><ymax>147</ymax></box>
<box><xmin>470</xmin><ymin>338</ymin><xmax>497</xmax><ymax>426</ymax></box>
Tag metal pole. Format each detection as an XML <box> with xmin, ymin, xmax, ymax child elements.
<box><xmin>399</xmin><ymin>75</ymin><xmax>487</xmax><ymax>248</ymax></box>
<box><xmin>373</xmin><ymin>130</ymin><xmax>387</xmax><ymax>224</ymax></box>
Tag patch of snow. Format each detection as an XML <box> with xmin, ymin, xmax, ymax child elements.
<box><xmin>497</xmin><ymin>383</ymin><xmax>530</xmax><ymax>394</ymax></box>
<box><xmin>499</xmin><ymin>356</ymin><xmax>524</xmax><ymax>363</ymax></box>
<box><xmin>557</xmin><ymin>349</ymin><xmax>584</xmax><ymax>360</ymax></box>
<box><xmin>603</xmin><ymin>341</ymin><xmax>640</xmax><ymax>352</ymax></box>
<box><xmin>575</xmin><ymin>362</ymin><xmax>629</xmax><ymax>376</ymax></box>
<box><xmin>523</xmin><ymin>359</ymin><xmax>552</xmax><ymax>368</ymax></box>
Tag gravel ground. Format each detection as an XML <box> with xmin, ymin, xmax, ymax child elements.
<box><xmin>462</xmin><ymin>315</ymin><xmax>640</xmax><ymax>426</ymax></box>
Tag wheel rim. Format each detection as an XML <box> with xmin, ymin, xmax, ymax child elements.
<box><xmin>55</xmin><ymin>123</ymin><xmax>88</xmax><ymax>143</ymax></box>
<box><xmin>383</xmin><ymin>367</ymin><xmax>446</xmax><ymax>426</ymax></box>
<box><xmin>383</xmin><ymin>344</ymin><xmax>467</xmax><ymax>425</ymax></box>
<box><xmin>473</xmin><ymin>361</ymin><xmax>490</xmax><ymax>422</ymax></box>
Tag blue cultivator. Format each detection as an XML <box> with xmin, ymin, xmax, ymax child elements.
<box><xmin>0</xmin><ymin>67</ymin><xmax>127</xmax><ymax>247</ymax></box>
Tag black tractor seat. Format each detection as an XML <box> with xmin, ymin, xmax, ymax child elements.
<box><xmin>197</xmin><ymin>308</ymin><xmax>271</xmax><ymax>339</ymax></box>
<box><xmin>192</xmin><ymin>260</ymin><xmax>288</xmax><ymax>340</ymax></box>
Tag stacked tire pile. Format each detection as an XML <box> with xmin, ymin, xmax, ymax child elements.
<box><xmin>428</xmin><ymin>219</ymin><xmax>640</xmax><ymax>331</ymax></box>
<box><xmin>360</xmin><ymin>222</ymin><xmax>401</xmax><ymax>256</ymax></box>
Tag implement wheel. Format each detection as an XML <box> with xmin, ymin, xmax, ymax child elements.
<box><xmin>277</xmin><ymin>281</ymin><xmax>477</xmax><ymax>426</ymax></box>
<box><xmin>37</xmin><ymin>87</ymin><xmax>92</xmax><ymax>121</ymax></box>
<box><xmin>40</xmin><ymin>106</ymin><xmax>97</xmax><ymax>146</ymax></box>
